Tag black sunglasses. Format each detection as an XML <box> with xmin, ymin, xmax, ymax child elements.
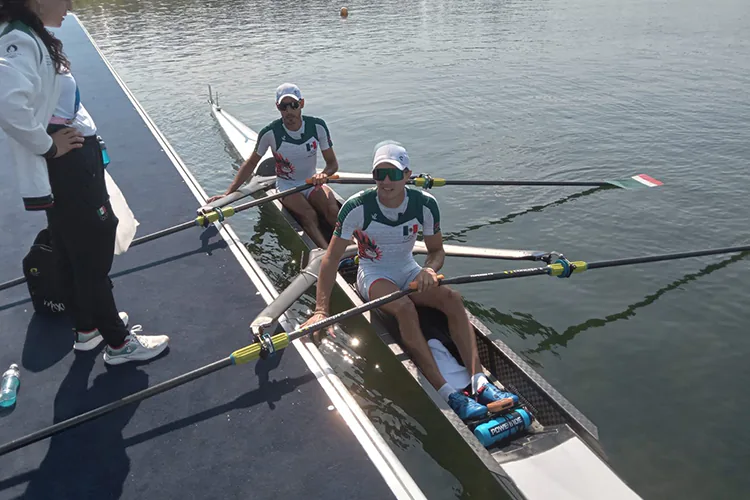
<box><xmin>373</xmin><ymin>167</ymin><xmax>406</xmax><ymax>182</ymax></box>
<box><xmin>277</xmin><ymin>101</ymin><xmax>300</xmax><ymax>111</ymax></box>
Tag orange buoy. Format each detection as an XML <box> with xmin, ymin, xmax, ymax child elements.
<box><xmin>340</xmin><ymin>7</ymin><xmax>348</xmax><ymax>17</ymax></box>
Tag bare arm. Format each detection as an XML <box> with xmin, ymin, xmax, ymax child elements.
<box><xmin>313</xmin><ymin>235</ymin><xmax>351</xmax><ymax>314</ymax></box>
<box><xmin>422</xmin><ymin>232</ymin><xmax>445</xmax><ymax>273</ymax></box>
<box><xmin>412</xmin><ymin>232</ymin><xmax>445</xmax><ymax>292</ymax></box>
<box><xmin>225</xmin><ymin>150</ymin><xmax>262</xmax><ymax>194</ymax></box>
<box><xmin>321</xmin><ymin>147</ymin><xmax>339</xmax><ymax>177</ymax></box>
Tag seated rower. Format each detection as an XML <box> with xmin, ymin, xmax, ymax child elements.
<box><xmin>302</xmin><ymin>141</ymin><xmax>518</xmax><ymax>421</ymax></box>
<box><xmin>207</xmin><ymin>83</ymin><xmax>340</xmax><ymax>248</ymax></box>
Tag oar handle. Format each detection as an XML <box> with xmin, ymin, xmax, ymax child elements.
<box><xmin>304</xmin><ymin>174</ymin><xmax>340</xmax><ymax>183</ymax></box>
<box><xmin>408</xmin><ymin>274</ymin><xmax>445</xmax><ymax>289</ymax></box>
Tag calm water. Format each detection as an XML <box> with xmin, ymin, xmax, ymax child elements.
<box><xmin>69</xmin><ymin>0</ymin><xmax>749</xmax><ymax>498</ymax></box>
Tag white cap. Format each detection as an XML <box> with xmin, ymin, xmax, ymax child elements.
<box><xmin>275</xmin><ymin>83</ymin><xmax>302</xmax><ymax>104</ymax></box>
<box><xmin>372</xmin><ymin>141</ymin><xmax>410</xmax><ymax>171</ymax></box>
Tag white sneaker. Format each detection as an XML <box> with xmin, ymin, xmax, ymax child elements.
<box><xmin>103</xmin><ymin>326</ymin><xmax>169</xmax><ymax>365</ymax></box>
<box><xmin>73</xmin><ymin>312</ymin><xmax>130</xmax><ymax>351</ymax></box>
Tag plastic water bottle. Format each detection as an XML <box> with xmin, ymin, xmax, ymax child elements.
<box><xmin>473</xmin><ymin>408</ymin><xmax>532</xmax><ymax>448</ymax></box>
<box><xmin>0</xmin><ymin>364</ymin><xmax>20</xmax><ymax>407</ymax></box>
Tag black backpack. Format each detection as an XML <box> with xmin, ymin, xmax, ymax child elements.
<box><xmin>22</xmin><ymin>229</ymin><xmax>67</xmax><ymax>315</ymax></box>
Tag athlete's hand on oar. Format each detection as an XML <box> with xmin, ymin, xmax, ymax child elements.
<box><xmin>301</xmin><ymin>310</ymin><xmax>334</xmax><ymax>343</ymax></box>
<box><xmin>308</xmin><ymin>172</ymin><xmax>329</xmax><ymax>186</ymax></box>
<box><xmin>206</xmin><ymin>193</ymin><xmax>227</xmax><ymax>204</ymax></box>
<box><xmin>49</xmin><ymin>127</ymin><xmax>84</xmax><ymax>158</ymax></box>
<box><xmin>413</xmin><ymin>267</ymin><xmax>440</xmax><ymax>292</ymax></box>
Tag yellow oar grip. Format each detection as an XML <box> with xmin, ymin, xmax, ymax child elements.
<box><xmin>413</xmin><ymin>177</ymin><xmax>446</xmax><ymax>187</ymax></box>
<box><xmin>195</xmin><ymin>206</ymin><xmax>236</xmax><ymax>227</ymax></box>
<box><xmin>548</xmin><ymin>261</ymin><xmax>588</xmax><ymax>276</ymax></box>
<box><xmin>230</xmin><ymin>333</ymin><xmax>290</xmax><ymax>365</ymax></box>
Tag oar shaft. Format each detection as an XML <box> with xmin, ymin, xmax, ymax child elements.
<box><xmin>130</xmin><ymin>220</ymin><xmax>197</xmax><ymax>248</ymax></box>
<box><xmin>587</xmin><ymin>245</ymin><xmax>750</xmax><ymax>270</ymax></box>
<box><xmin>441</xmin><ymin>267</ymin><xmax>551</xmax><ymax>284</ymax></box>
<box><xmin>232</xmin><ymin>183</ymin><xmax>312</xmax><ymax>215</ymax></box>
<box><xmin>0</xmin><ymin>357</ymin><xmax>233</xmax><ymax>457</ymax></box>
<box><xmin>425</xmin><ymin>179</ymin><xmax>610</xmax><ymax>187</ymax></box>
<box><xmin>323</xmin><ymin>178</ymin><xmax>610</xmax><ymax>187</ymax></box>
<box><xmin>0</xmin><ymin>184</ymin><xmax>323</xmax><ymax>294</ymax></box>
<box><xmin>0</xmin><ymin>276</ymin><xmax>27</xmax><ymax>293</ymax></box>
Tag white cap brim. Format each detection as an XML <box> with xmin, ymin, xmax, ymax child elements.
<box><xmin>276</xmin><ymin>93</ymin><xmax>300</xmax><ymax>104</ymax></box>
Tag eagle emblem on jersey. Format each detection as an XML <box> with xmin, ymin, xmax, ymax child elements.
<box><xmin>353</xmin><ymin>228</ymin><xmax>382</xmax><ymax>261</ymax></box>
<box><xmin>274</xmin><ymin>153</ymin><xmax>295</xmax><ymax>180</ymax></box>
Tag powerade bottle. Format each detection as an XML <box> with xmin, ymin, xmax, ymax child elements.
<box><xmin>473</xmin><ymin>408</ymin><xmax>532</xmax><ymax>448</ymax></box>
<box><xmin>0</xmin><ymin>364</ymin><xmax>21</xmax><ymax>407</ymax></box>
<box><xmin>97</xmin><ymin>136</ymin><xmax>110</xmax><ymax>167</ymax></box>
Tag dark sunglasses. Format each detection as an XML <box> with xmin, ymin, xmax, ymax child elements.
<box><xmin>277</xmin><ymin>101</ymin><xmax>300</xmax><ymax>111</ymax></box>
<box><xmin>373</xmin><ymin>167</ymin><xmax>406</xmax><ymax>182</ymax></box>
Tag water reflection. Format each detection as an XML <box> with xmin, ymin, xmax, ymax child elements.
<box><xmin>465</xmin><ymin>251</ymin><xmax>750</xmax><ymax>362</ymax></box>
<box><xmin>443</xmin><ymin>187</ymin><xmax>602</xmax><ymax>243</ymax></box>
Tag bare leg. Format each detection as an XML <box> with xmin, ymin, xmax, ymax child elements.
<box><xmin>369</xmin><ymin>279</ymin><xmax>447</xmax><ymax>391</ymax></box>
<box><xmin>409</xmin><ymin>286</ymin><xmax>481</xmax><ymax>378</ymax></box>
<box><xmin>281</xmin><ymin>192</ymin><xmax>329</xmax><ymax>249</ymax></box>
<box><xmin>307</xmin><ymin>184</ymin><xmax>339</xmax><ymax>227</ymax></box>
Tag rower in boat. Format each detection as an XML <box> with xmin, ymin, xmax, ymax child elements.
<box><xmin>207</xmin><ymin>83</ymin><xmax>340</xmax><ymax>248</ymax></box>
<box><xmin>302</xmin><ymin>141</ymin><xmax>520</xmax><ymax>421</ymax></box>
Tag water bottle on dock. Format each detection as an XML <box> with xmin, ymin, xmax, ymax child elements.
<box><xmin>0</xmin><ymin>364</ymin><xmax>21</xmax><ymax>407</ymax></box>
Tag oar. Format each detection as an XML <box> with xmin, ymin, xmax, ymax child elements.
<box><xmin>0</xmin><ymin>177</ymin><xmax>336</xmax><ymax>294</ymax></box>
<box><xmin>0</xmin><ymin>271</ymin><xmax>444</xmax><ymax>457</ymax></box>
<box><xmin>325</xmin><ymin>173</ymin><xmax>663</xmax><ymax>190</ymax></box>
<box><xmin>2</xmin><ymin>242</ymin><xmax>746</xmax><ymax>455</ymax></box>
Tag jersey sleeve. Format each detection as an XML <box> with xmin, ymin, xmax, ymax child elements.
<box><xmin>333</xmin><ymin>195</ymin><xmax>364</xmax><ymax>240</ymax></box>
<box><xmin>421</xmin><ymin>192</ymin><xmax>441</xmax><ymax>236</ymax></box>
<box><xmin>314</xmin><ymin>119</ymin><xmax>333</xmax><ymax>150</ymax></box>
<box><xmin>253</xmin><ymin>127</ymin><xmax>275</xmax><ymax>155</ymax></box>
<box><xmin>0</xmin><ymin>31</ymin><xmax>54</xmax><ymax>155</ymax></box>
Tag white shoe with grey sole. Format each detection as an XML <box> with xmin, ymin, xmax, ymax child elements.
<box><xmin>103</xmin><ymin>326</ymin><xmax>169</xmax><ymax>365</ymax></box>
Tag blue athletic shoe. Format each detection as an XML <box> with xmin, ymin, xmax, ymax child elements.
<box><xmin>448</xmin><ymin>392</ymin><xmax>488</xmax><ymax>421</ymax></box>
<box><xmin>476</xmin><ymin>383</ymin><xmax>519</xmax><ymax>413</ymax></box>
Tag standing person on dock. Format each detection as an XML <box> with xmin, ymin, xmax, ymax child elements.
<box><xmin>45</xmin><ymin>69</ymin><xmax>170</xmax><ymax>365</ymax></box>
<box><xmin>301</xmin><ymin>141</ymin><xmax>520</xmax><ymax>421</ymax></box>
<box><xmin>0</xmin><ymin>0</ymin><xmax>83</xmax><ymax>210</ymax></box>
<box><xmin>207</xmin><ymin>83</ymin><xmax>340</xmax><ymax>248</ymax></box>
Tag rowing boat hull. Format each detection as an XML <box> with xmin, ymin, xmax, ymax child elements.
<box><xmin>207</xmin><ymin>97</ymin><xmax>642</xmax><ymax>500</ymax></box>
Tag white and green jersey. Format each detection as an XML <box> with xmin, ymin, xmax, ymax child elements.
<box><xmin>254</xmin><ymin>116</ymin><xmax>332</xmax><ymax>190</ymax></box>
<box><xmin>334</xmin><ymin>187</ymin><xmax>441</xmax><ymax>275</ymax></box>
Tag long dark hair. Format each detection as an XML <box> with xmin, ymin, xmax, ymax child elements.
<box><xmin>0</xmin><ymin>0</ymin><xmax>69</xmax><ymax>73</ymax></box>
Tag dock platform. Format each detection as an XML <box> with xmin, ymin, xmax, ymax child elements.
<box><xmin>0</xmin><ymin>15</ymin><xmax>418</xmax><ymax>500</ymax></box>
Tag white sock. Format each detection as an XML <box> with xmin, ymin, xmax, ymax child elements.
<box><xmin>438</xmin><ymin>383</ymin><xmax>455</xmax><ymax>403</ymax></box>
<box><xmin>471</xmin><ymin>373</ymin><xmax>489</xmax><ymax>394</ymax></box>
